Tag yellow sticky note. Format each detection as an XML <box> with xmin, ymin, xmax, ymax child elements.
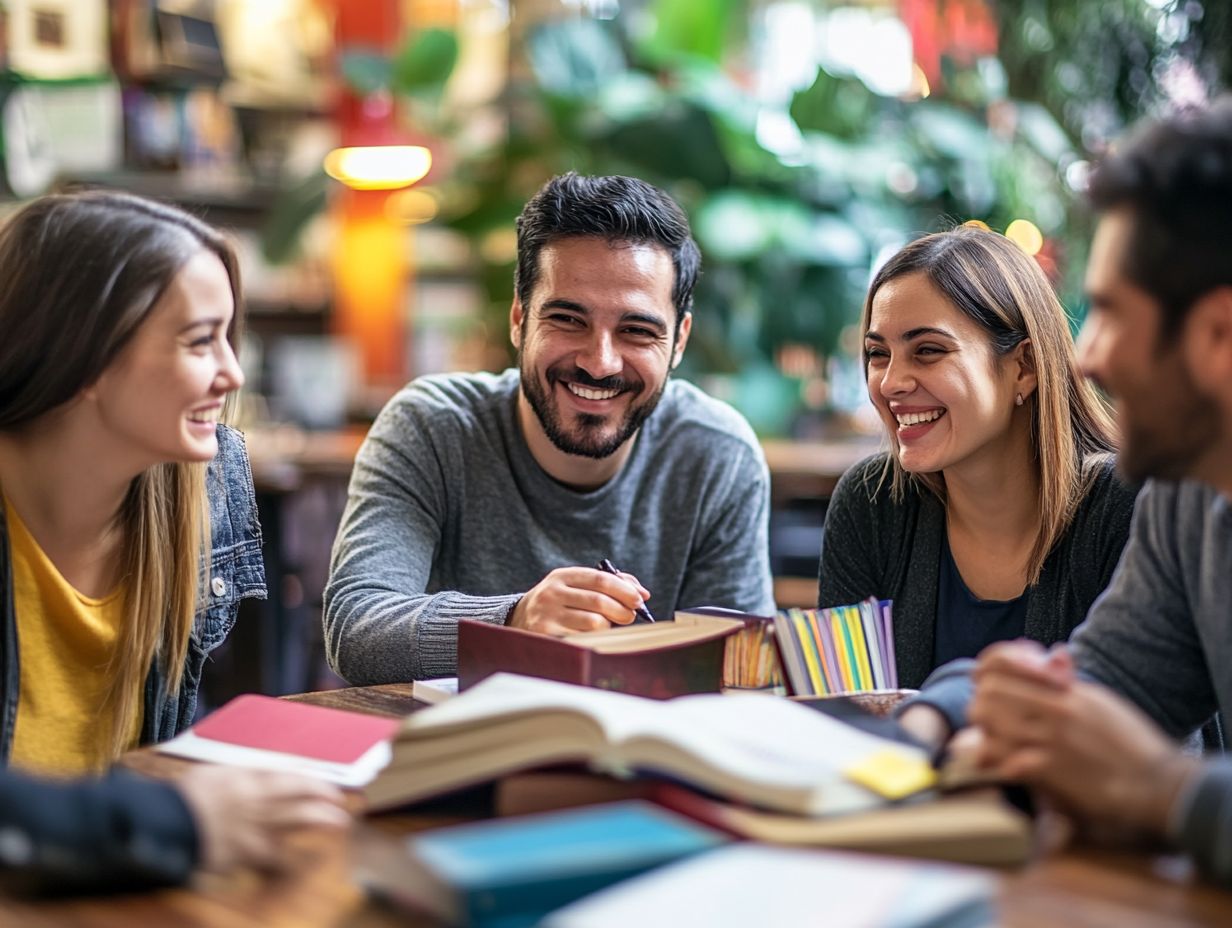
<box><xmin>843</xmin><ymin>750</ymin><xmax>937</xmax><ymax>800</ymax></box>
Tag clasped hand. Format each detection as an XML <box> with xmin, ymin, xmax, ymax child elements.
<box><xmin>967</xmin><ymin>640</ymin><xmax>1197</xmax><ymax>837</ymax></box>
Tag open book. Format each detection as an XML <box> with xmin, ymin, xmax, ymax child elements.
<box><xmin>364</xmin><ymin>673</ymin><xmax>935</xmax><ymax>816</ymax></box>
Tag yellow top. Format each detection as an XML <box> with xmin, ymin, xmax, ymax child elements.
<box><xmin>4</xmin><ymin>496</ymin><xmax>142</xmax><ymax>776</ymax></box>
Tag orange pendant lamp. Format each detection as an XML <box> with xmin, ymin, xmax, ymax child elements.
<box><xmin>328</xmin><ymin>0</ymin><xmax>429</xmax><ymax>391</ymax></box>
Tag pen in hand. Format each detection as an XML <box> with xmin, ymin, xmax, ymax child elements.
<box><xmin>595</xmin><ymin>559</ymin><xmax>656</xmax><ymax>624</ymax></box>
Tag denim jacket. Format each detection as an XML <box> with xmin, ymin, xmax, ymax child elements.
<box><xmin>0</xmin><ymin>425</ymin><xmax>266</xmax><ymax>760</ymax></box>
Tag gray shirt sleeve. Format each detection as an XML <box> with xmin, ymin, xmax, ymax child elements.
<box><xmin>1173</xmin><ymin>760</ymin><xmax>1232</xmax><ymax>886</ymax></box>
<box><xmin>323</xmin><ymin>399</ymin><xmax>520</xmax><ymax>685</ymax></box>
<box><xmin>675</xmin><ymin>443</ymin><xmax>775</xmax><ymax>616</ymax></box>
<box><xmin>1070</xmin><ymin>481</ymin><xmax>1228</xmax><ymax>883</ymax></box>
<box><xmin>1069</xmin><ymin>481</ymin><xmax>1219</xmax><ymax>737</ymax></box>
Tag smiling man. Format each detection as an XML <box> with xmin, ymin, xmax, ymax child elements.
<box><xmin>324</xmin><ymin>173</ymin><xmax>774</xmax><ymax>684</ymax></box>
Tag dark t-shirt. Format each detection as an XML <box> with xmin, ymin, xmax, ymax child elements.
<box><xmin>933</xmin><ymin>532</ymin><xmax>1028</xmax><ymax>667</ymax></box>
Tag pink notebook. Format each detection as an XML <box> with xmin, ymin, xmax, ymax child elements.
<box><xmin>157</xmin><ymin>694</ymin><xmax>401</xmax><ymax>787</ymax></box>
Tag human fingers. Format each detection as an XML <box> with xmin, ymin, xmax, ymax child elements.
<box><xmin>896</xmin><ymin>704</ymin><xmax>952</xmax><ymax>752</ymax></box>
<box><xmin>969</xmin><ymin>676</ymin><xmax>1069</xmax><ymax>743</ymax></box>
<box><xmin>1044</xmin><ymin>643</ymin><xmax>1076</xmax><ymax>681</ymax></box>
<box><xmin>551</xmin><ymin>607</ymin><xmax>621</xmax><ymax>633</ymax></box>
<box><xmin>258</xmin><ymin>797</ymin><xmax>353</xmax><ymax>831</ymax></box>
<box><xmin>575</xmin><ymin>570</ymin><xmax>649</xmax><ymax>615</ymax></box>
<box><xmin>974</xmin><ymin>641</ymin><xmax>1070</xmax><ymax>690</ymax></box>
<box><xmin>990</xmin><ymin>745</ymin><xmax>1053</xmax><ymax>783</ymax></box>
<box><xmin>616</xmin><ymin>572</ymin><xmax>652</xmax><ymax>600</ymax></box>
<box><xmin>243</xmin><ymin>770</ymin><xmax>348</xmax><ymax>804</ymax></box>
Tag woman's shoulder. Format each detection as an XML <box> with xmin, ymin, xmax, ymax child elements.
<box><xmin>1078</xmin><ymin>453</ymin><xmax>1140</xmax><ymax>514</ymax></box>
<box><xmin>829</xmin><ymin>451</ymin><xmax>924</xmax><ymax>524</ymax></box>
<box><xmin>1066</xmin><ymin>453</ymin><xmax>1139</xmax><ymax>551</ymax></box>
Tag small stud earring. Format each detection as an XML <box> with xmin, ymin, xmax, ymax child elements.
<box><xmin>1015</xmin><ymin>393</ymin><xmax>1024</xmax><ymax>407</ymax></box>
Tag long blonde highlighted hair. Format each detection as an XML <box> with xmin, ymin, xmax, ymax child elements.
<box><xmin>862</xmin><ymin>227</ymin><xmax>1116</xmax><ymax>585</ymax></box>
<box><xmin>0</xmin><ymin>191</ymin><xmax>243</xmax><ymax>756</ymax></box>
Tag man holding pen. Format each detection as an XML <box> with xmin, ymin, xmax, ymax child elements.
<box><xmin>324</xmin><ymin>173</ymin><xmax>774</xmax><ymax>684</ymax></box>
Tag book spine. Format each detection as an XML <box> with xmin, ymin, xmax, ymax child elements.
<box><xmin>880</xmin><ymin>601</ymin><xmax>898</xmax><ymax>690</ymax></box>
<box><xmin>773</xmin><ymin>613</ymin><xmax>807</xmax><ymax>696</ymax></box>
<box><xmin>792</xmin><ymin>609</ymin><xmax>824</xmax><ymax>696</ymax></box>
<box><xmin>830</xmin><ymin>611</ymin><xmax>857</xmax><ymax>692</ymax></box>
<box><xmin>805</xmin><ymin>609</ymin><xmax>833</xmax><ymax>694</ymax></box>
<box><xmin>846</xmin><ymin>606</ymin><xmax>875</xmax><ymax>691</ymax></box>
<box><xmin>817</xmin><ymin>611</ymin><xmax>843</xmax><ymax>695</ymax></box>
<box><xmin>858</xmin><ymin>600</ymin><xmax>886</xmax><ymax>691</ymax></box>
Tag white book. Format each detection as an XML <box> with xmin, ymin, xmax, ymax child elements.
<box><xmin>412</xmin><ymin>676</ymin><xmax>459</xmax><ymax>704</ymax></box>
<box><xmin>543</xmin><ymin>844</ymin><xmax>996</xmax><ymax>928</ymax></box>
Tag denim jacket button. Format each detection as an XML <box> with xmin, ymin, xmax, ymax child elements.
<box><xmin>210</xmin><ymin>576</ymin><xmax>226</xmax><ymax>598</ymax></box>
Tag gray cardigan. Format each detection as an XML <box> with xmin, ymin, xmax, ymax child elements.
<box><xmin>817</xmin><ymin>453</ymin><xmax>1137</xmax><ymax>688</ymax></box>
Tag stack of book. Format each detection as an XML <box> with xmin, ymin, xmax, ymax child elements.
<box><xmin>718</xmin><ymin>616</ymin><xmax>781</xmax><ymax>690</ymax></box>
<box><xmin>775</xmin><ymin>598</ymin><xmax>896</xmax><ymax>695</ymax></box>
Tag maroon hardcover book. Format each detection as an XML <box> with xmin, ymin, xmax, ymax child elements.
<box><xmin>456</xmin><ymin>614</ymin><xmax>743</xmax><ymax>699</ymax></box>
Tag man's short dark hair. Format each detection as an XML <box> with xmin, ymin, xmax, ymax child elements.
<box><xmin>1087</xmin><ymin>96</ymin><xmax>1232</xmax><ymax>338</ymax></box>
<box><xmin>514</xmin><ymin>173</ymin><xmax>701</xmax><ymax>328</ymax></box>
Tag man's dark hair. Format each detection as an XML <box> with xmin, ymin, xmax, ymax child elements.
<box><xmin>1087</xmin><ymin>96</ymin><xmax>1232</xmax><ymax>338</ymax></box>
<box><xmin>514</xmin><ymin>173</ymin><xmax>701</xmax><ymax>327</ymax></box>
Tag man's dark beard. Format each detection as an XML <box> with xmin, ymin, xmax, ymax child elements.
<box><xmin>1119</xmin><ymin>371</ymin><xmax>1221</xmax><ymax>482</ymax></box>
<box><xmin>519</xmin><ymin>358</ymin><xmax>667</xmax><ymax>459</ymax></box>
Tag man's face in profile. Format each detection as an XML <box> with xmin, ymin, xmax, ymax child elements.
<box><xmin>512</xmin><ymin>236</ymin><xmax>690</xmax><ymax>460</ymax></box>
<box><xmin>1077</xmin><ymin>209</ymin><xmax>1221</xmax><ymax>482</ymax></box>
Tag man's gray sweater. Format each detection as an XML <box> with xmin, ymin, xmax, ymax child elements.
<box><xmin>324</xmin><ymin>369</ymin><xmax>774</xmax><ymax>684</ymax></box>
<box><xmin>915</xmin><ymin>479</ymin><xmax>1232</xmax><ymax>884</ymax></box>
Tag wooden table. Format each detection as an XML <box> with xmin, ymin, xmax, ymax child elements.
<box><xmin>10</xmin><ymin>686</ymin><xmax>1226</xmax><ymax>927</ymax></box>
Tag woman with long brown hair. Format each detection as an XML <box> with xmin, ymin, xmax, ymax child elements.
<box><xmin>818</xmin><ymin>226</ymin><xmax>1136</xmax><ymax>706</ymax></box>
<box><xmin>0</xmin><ymin>190</ymin><xmax>346</xmax><ymax>890</ymax></box>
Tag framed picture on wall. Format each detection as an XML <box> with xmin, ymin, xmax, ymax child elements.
<box><xmin>6</xmin><ymin>0</ymin><xmax>109</xmax><ymax>79</ymax></box>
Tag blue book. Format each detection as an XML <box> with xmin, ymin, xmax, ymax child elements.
<box><xmin>361</xmin><ymin>800</ymin><xmax>726</xmax><ymax>928</ymax></box>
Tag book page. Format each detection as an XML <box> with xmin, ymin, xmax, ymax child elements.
<box><xmin>618</xmin><ymin>692</ymin><xmax>932</xmax><ymax>815</ymax></box>
<box><xmin>401</xmin><ymin>674</ymin><xmax>669</xmax><ymax>745</ymax></box>
<box><xmin>562</xmin><ymin>615</ymin><xmax>741</xmax><ymax>654</ymax></box>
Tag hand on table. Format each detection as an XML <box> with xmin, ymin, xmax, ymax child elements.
<box><xmin>177</xmin><ymin>766</ymin><xmax>351</xmax><ymax>874</ymax></box>
<box><xmin>508</xmin><ymin>567</ymin><xmax>651</xmax><ymax>636</ymax></box>
<box><xmin>896</xmin><ymin>704</ymin><xmax>953</xmax><ymax>754</ymax></box>
<box><xmin>968</xmin><ymin>639</ymin><xmax>1198</xmax><ymax>837</ymax></box>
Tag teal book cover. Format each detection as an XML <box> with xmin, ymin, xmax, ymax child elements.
<box><xmin>375</xmin><ymin>800</ymin><xmax>726</xmax><ymax>928</ymax></box>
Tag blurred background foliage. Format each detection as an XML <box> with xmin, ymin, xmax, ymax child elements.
<box><xmin>268</xmin><ymin>0</ymin><xmax>1228</xmax><ymax>437</ymax></box>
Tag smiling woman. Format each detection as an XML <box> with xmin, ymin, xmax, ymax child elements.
<box><xmin>0</xmin><ymin>190</ymin><xmax>260</xmax><ymax>772</ymax></box>
<box><xmin>818</xmin><ymin>227</ymin><xmax>1138</xmax><ymax>689</ymax></box>
<box><xmin>0</xmin><ymin>191</ymin><xmax>350</xmax><ymax>894</ymax></box>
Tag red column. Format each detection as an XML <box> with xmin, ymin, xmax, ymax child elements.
<box><xmin>331</xmin><ymin>0</ymin><xmax>407</xmax><ymax>391</ymax></box>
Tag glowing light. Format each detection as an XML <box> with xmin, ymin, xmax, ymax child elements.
<box><xmin>324</xmin><ymin>145</ymin><xmax>432</xmax><ymax>191</ymax></box>
<box><xmin>909</xmin><ymin>63</ymin><xmax>931</xmax><ymax>99</ymax></box>
<box><xmin>385</xmin><ymin>188</ymin><xmax>439</xmax><ymax>225</ymax></box>
<box><xmin>1005</xmin><ymin>219</ymin><xmax>1044</xmax><ymax>256</ymax></box>
<box><xmin>479</xmin><ymin>227</ymin><xmax>518</xmax><ymax>264</ymax></box>
<box><xmin>963</xmin><ymin>219</ymin><xmax>991</xmax><ymax>231</ymax></box>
